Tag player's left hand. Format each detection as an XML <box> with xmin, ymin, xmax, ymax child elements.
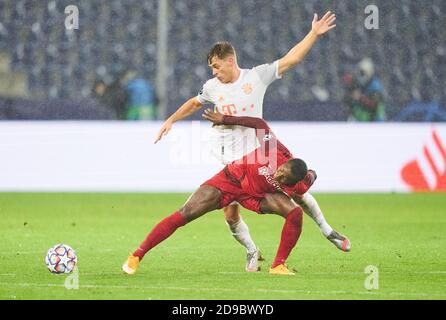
<box><xmin>202</xmin><ymin>108</ymin><xmax>225</xmax><ymax>125</ymax></box>
<box><xmin>311</xmin><ymin>11</ymin><xmax>336</xmax><ymax>36</ymax></box>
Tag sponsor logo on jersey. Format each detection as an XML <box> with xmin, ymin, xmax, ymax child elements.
<box><xmin>258</xmin><ymin>165</ymin><xmax>284</xmax><ymax>193</ymax></box>
<box><xmin>263</xmin><ymin>134</ymin><xmax>273</xmax><ymax>141</ymax></box>
<box><xmin>221</xmin><ymin>104</ymin><xmax>236</xmax><ymax>115</ymax></box>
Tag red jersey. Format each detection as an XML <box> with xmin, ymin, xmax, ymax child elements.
<box><xmin>222</xmin><ymin>116</ymin><xmax>316</xmax><ymax>199</ymax></box>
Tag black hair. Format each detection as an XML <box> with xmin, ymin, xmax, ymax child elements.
<box><xmin>287</xmin><ymin>158</ymin><xmax>308</xmax><ymax>185</ymax></box>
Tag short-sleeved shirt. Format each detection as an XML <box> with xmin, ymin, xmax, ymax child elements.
<box><xmin>197</xmin><ymin>61</ymin><xmax>281</xmax><ymax>164</ymax></box>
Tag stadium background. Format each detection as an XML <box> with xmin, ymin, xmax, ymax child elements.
<box><xmin>0</xmin><ymin>0</ymin><xmax>445</xmax><ymax>121</ymax></box>
<box><xmin>0</xmin><ymin>0</ymin><xmax>445</xmax><ymax>300</ymax></box>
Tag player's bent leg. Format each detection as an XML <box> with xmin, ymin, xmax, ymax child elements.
<box><xmin>260</xmin><ymin>193</ymin><xmax>303</xmax><ymax>275</ymax></box>
<box><xmin>297</xmin><ymin>192</ymin><xmax>333</xmax><ymax>236</ymax></box>
<box><xmin>181</xmin><ymin>185</ymin><xmax>222</xmax><ymax>222</ymax></box>
<box><xmin>298</xmin><ymin>192</ymin><xmax>351</xmax><ymax>252</ymax></box>
<box><xmin>123</xmin><ymin>186</ymin><xmax>222</xmax><ymax>274</ymax></box>
<box><xmin>223</xmin><ymin>204</ymin><xmax>262</xmax><ymax>272</ymax></box>
<box><xmin>260</xmin><ymin>193</ymin><xmax>297</xmax><ymax>217</ymax></box>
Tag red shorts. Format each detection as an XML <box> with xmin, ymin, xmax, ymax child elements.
<box><xmin>201</xmin><ymin>168</ymin><xmax>264</xmax><ymax>214</ymax></box>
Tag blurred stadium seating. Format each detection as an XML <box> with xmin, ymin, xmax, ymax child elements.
<box><xmin>0</xmin><ymin>0</ymin><xmax>445</xmax><ymax>120</ymax></box>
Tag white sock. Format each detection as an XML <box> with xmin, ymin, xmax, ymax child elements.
<box><xmin>300</xmin><ymin>193</ymin><xmax>333</xmax><ymax>237</ymax></box>
<box><xmin>227</xmin><ymin>218</ymin><xmax>257</xmax><ymax>253</ymax></box>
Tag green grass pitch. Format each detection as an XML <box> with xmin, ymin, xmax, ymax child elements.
<box><xmin>0</xmin><ymin>192</ymin><xmax>445</xmax><ymax>300</ymax></box>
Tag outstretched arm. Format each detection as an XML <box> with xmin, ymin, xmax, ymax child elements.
<box><xmin>202</xmin><ymin>109</ymin><xmax>280</xmax><ymax>156</ymax></box>
<box><xmin>278</xmin><ymin>11</ymin><xmax>336</xmax><ymax>76</ymax></box>
<box><xmin>154</xmin><ymin>97</ymin><xmax>203</xmax><ymax>144</ymax></box>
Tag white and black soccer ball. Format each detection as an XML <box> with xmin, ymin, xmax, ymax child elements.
<box><xmin>45</xmin><ymin>244</ymin><xmax>77</xmax><ymax>274</ymax></box>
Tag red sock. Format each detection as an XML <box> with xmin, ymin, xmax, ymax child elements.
<box><xmin>271</xmin><ymin>207</ymin><xmax>303</xmax><ymax>268</ymax></box>
<box><xmin>133</xmin><ymin>211</ymin><xmax>186</xmax><ymax>260</ymax></box>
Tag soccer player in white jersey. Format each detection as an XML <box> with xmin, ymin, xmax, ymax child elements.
<box><xmin>154</xmin><ymin>11</ymin><xmax>350</xmax><ymax>272</ymax></box>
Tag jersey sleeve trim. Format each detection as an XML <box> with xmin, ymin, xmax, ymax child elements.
<box><xmin>196</xmin><ymin>94</ymin><xmax>209</xmax><ymax>105</ymax></box>
<box><xmin>197</xmin><ymin>82</ymin><xmax>213</xmax><ymax>105</ymax></box>
<box><xmin>273</xmin><ymin>60</ymin><xmax>282</xmax><ymax>80</ymax></box>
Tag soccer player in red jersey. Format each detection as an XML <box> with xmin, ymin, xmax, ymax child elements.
<box><xmin>123</xmin><ymin>110</ymin><xmax>339</xmax><ymax>275</ymax></box>
<box><xmin>154</xmin><ymin>12</ymin><xmax>348</xmax><ymax>272</ymax></box>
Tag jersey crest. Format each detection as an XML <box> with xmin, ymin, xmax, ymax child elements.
<box><xmin>242</xmin><ymin>83</ymin><xmax>253</xmax><ymax>95</ymax></box>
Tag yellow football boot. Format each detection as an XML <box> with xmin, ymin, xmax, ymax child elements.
<box><xmin>122</xmin><ymin>255</ymin><xmax>140</xmax><ymax>275</ymax></box>
<box><xmin>269</xmin><ymin>264</ymin><xmax>296</xmax><ymax>275</ymax></box>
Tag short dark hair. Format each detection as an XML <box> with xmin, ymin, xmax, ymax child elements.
<box><xmin>207</xmin><ymin>41</ymin><xmax>236</xmax><ymax>64</ymax></box>
<box><xmin>287</xmin><ymin>158</ymin><xmax>308</xmax><ymax>185</ymax></box>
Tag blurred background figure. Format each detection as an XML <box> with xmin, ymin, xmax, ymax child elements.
<box><xmin>93</xmin><ymin>71</ymin><xmax>129</xmax><ymax>120</ymax></box>
<box><xmin>93</xmin><ymin>71</ymin><xmax>156</xmax><ymax>120</ymax></box>
<box><xmin>343</xmin><ymin>58</ymin><xmax>386</xmax><ymax>122</ymax></box>
<box><xmin>126</xmin><ymin>74</ymin><xmax>157</xmax><ymax>120</ymax></box>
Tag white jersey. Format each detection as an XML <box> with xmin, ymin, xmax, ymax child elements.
<box><xmin>197</xmin><ymin>60</ymin><xmax>281</xmax><ymax>164</ymax></box>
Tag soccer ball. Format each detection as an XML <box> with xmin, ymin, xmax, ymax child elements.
<box><xmin>45</xmin><ymin>244</ymin><xmax>77</xmax><ymax>274</ymax></box>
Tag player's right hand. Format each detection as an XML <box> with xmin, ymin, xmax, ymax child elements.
<box><xmin>154</xmin><ymin>120</ymin><xmax>173</xmax><ymax>144</ymax></box>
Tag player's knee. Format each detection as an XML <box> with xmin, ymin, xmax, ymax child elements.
<box><xmin>179</xmin><ymin>202</ymin><xmax>200</xmax><ymax>222</ymax></box>
<box><xmin>286</xmin><ymin>207</ymin><xmax>303</xmax><ymax>225</ymax></box>
<box><xmin>285</xmin><ymin>202</ymin><xmax>299</xmax><ymax>214</ymax></box>
<box><xmin>225</xmin><ymin>216</ymin><xmax>240</xmax><ymax>226</ymax></box>
<box><xmin>223</xmin><ymin>206</ymin><xmax>240</xmax><ymax>225</ymax></box>
<box><xmin>270</xmin><ymin>197</ymin><xmax>297</xmax><ymax>217</ymax></box>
